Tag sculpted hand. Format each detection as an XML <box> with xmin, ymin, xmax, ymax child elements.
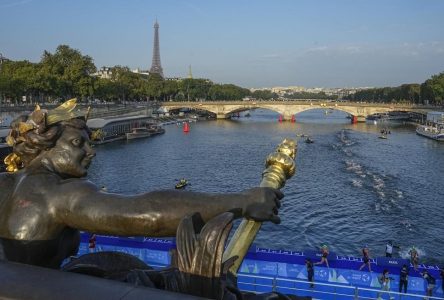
<box><xmin>242</xmin><ymin>187</ymin><xmax>283</xmax><ymax>224</ymax></box>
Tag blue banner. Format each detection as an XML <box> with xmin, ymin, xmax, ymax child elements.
<box><xmin>376</xmin><ymin>256</ymin><xmax>410</xmax><ymax>268</ymax></box>
<box><xmin>303</xmin><ymin>250</ymin><xmax>337</xmax><ymax>262</ymax></box>
<box><xmin>239</xmin><ymin>259</ymin><xmax>277</xmax><ymax>276</ymax></box>
<box><xmin>277</xmin><ymin>263</ymin><xmax>305</xmax><ymax>279</ymax></box>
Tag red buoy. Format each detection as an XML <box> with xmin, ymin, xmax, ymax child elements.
<box><xmin>183</xmin><ymin>122</ymin><xmax>190</xmax><ymax>133</ymax></box>
<box><xmin>291</xmin><ymin>115</ymin><xmax>295</xmax><ymax>123</ymax></box>
<box><xmin>351</xmin><ymin>116</ymin><xmax>358</xmax><ymax>124</ymax></box>
<box><xmin>278</xmin><ymin>115</ymin><xmax>283</xmax><ymax>123</ymax></box>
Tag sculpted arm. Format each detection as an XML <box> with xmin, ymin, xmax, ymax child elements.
<box><xmin>53</xmin><ymin>180</ymin><xmax>281</xmax><ymax>237</ymax></box>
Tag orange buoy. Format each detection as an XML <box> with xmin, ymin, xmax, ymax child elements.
<box><xmin>183</xmin><ymin>122</ymin><xmax>190</xmax><ymax>133</ymax></box>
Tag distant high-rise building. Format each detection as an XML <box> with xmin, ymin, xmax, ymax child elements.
<box><xmin>150</xmin><ymin>20</ymin><xmax>164</xmax><ymax>78</ymax></box>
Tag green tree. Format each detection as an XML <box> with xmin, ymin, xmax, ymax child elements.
<box><xmin>178</xmin><ymin>78</ymin><xmax>213</xmax><ymax>101</ymax></box>
<box><xmin>163</xmin><ymin>80</ymin><xmax>179</xmax><ymax>101</ymax></box>
<box><xmin>0</xmin><ymin>60</ymin><xmax>40</xmax><ymax>103</ymax></box>
<box><xmin>400</xmin><ymin>84</ymin><xmax>420</xmax><ymax>103</ymax></box>
<box><xmin>144</xmin><ymin>73</ymin><xmax>164</xmax><ymax>100</ymax></box>
<box><xmin>421</xmin><ymin>72</ymin><xmax>444</xmax><ymax>105</ymax></box>
<box><xmin>95</xmin><ymin>78</ymin><xmax>118</xmax><ymax>101</ymax></box>
<box><xmin>251</xmin><ymin>89</ymin><xmax>277</xmax><ymax>100</ymax></box>
<box><xmin>40</xmin><ymin>45</ymin><xmax>96</xmax><ymax>100</ymax></box>
<box><xmin>208</xmin><ymin>84</ymin><xmax>250</xmax><ymax>100</ymax></box>
<box><xmin>110</xmin><ymin>66</ymin><xmax>142</xmax><ymax>102</ymax></box>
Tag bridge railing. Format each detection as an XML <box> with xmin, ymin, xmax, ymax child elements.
<box><xmin>238</xmin><ymin>273</ymin><xmax>444</xmax><ymax>300</ymax></box>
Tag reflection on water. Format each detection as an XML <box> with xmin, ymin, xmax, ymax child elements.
<box><xmin>3</xmin><ymin>108</ymin><xmax>443</xmax><ymax>264</ymax></box>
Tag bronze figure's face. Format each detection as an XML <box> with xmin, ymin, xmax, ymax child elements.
<box><xmin>43</xmin><ymin>127</ymin><xmax>95</xmax><ymax>178</ymax></box>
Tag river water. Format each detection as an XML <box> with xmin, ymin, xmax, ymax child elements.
<box><xmin>2</xmin><ymin>109</ymin><xmax>443</xmax><ymax>265</ymax></box>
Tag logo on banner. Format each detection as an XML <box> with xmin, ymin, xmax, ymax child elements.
<box><xmin>362</xmin><ymin>273</ymin><xmax>370</xmax><ymax>283</ymax></box>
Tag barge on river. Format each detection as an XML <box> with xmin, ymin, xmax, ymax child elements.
<box><xmin>126</xmin><ymin>125</ymin><xmax>165</xmax><ymax>140</ymax></box>
<box><xmin>87</xmin><ymin>115</ymin><xmax>161</xmax><ymax>145</ymax></box>
<box><xmin>416</xmin><ymin>123</ymin><xmax>444</xmax><ymax>141</ymax></box>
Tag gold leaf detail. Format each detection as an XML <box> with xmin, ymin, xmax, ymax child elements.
<box><xmin>6</xmin><ymin>134</ymin><xmax>15</xmax><ymax>146</ymax></box>
<box><xmin>47</xmin><ymin>98</ymin><xmax>81</xmax><ymax>125</ymax></box>
<box><xmin>91</xmin><ymin>129</ymin><xmax>104</xmax><ymax>141</ymax></box>
<box><xmin>53</xmin><ymin>98</ymin><xmax>77</xmax><ymax>112</ymax></box>
<box><xmin>4</xmin><ymin>153</ymin><xmax>21</xmax><ymax>173</ymax></box>
<box><xmin>18</xmin><ymin>122</ymin><xmax>34</xmax><ymax>134</ymax></box>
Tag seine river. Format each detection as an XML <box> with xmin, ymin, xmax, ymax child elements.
<box><xmin>2</xmin><ymin>109</ymin><xmax>443</xmax><ymax>265</ymax></box>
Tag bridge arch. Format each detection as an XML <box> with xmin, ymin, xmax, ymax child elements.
<box><xmin>160</xmin><ymin>105</ymin><xmax>218</xmax><ymax>117</ymax></box>
<box><xmin>160</xmin><ymin>101</ymin><xmax>433</xmax><ymax>121</ymax></box>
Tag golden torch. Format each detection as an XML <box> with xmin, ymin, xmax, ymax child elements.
<box><xmin>222</xmin><ymin>138</ymin><xmax>297</xmax><ymax>276</ymax></box>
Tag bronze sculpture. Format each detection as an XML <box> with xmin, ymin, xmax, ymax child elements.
<box><xmin>0</xmin><ymin>99</ymin><xmax>282</xmax><ymax>269</ymax></box>
<box><xmin>223</xmin><ymin>139</ymin><xmax>297</xmax><ymax>276</ymax></box>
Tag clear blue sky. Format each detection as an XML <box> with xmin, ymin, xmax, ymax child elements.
<box><xmin>1</xmin><ymin>0</ymin><xmax>444</xmax><ymax>88</ymax></box>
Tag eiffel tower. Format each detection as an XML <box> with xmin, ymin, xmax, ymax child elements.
<box><xmin>149</xmin><ymin>20</ymin><xmax>164</xmax><ymax>78</ymax></box>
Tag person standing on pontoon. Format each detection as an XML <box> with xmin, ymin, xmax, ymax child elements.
<box><xmin>305</xmin><ymin>258</ymin><xmax>314</xmax><ymax>288</ymax></box>
<box><xmin>385</xmin><ymin>240</ymin><xmax>400</xmax><ymax>258</ymax></box>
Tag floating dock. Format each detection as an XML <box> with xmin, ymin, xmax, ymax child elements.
<box><xmin>78</xmin><ymin>234</ymin><xmax>444</xmax><ymax>299</ymax></box>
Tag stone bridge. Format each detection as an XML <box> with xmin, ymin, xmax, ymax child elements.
<box><xmin>160</xmin><ymin>101</ymin><xmax>438</xmax><ymax>122</ymax></box>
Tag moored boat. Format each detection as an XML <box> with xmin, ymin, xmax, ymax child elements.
<box><xmin>175</xmin><ymin>179</ymin><xmax>188</xmax><ymax>189</ymax></box>
<box><xmin>147</xmin><ymin>124</ymin><xmax>165</xmax><ymax>136</ymax></box>
<box><xmin>126</xmin><ymin>127</ymin><xmax>152</xmax><ymax>140</ymax></box>
<box><xmin>416</xmin><ymin>123</ymin><xmax>444</xmax><ymax>141</ymax></box>
<box><xmin>87</xmin><ymin>115</ymin><xmax>154</xmax><ymax>145</ymax></box>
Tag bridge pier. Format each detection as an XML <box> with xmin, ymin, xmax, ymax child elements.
<box><xmin>216</xmin><ymin>114</ymin><xmax>228</xmax><ymax>119</ymax></box>
<box><xmin>282</xmin><ymin>112</ymin><xmax>294</xmax><ymax>121</ymax></box>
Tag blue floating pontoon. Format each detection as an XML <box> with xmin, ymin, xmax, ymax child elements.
<box><xmin>78</xmin><ymin>233</ymin><xmax>443</xmax><ymax>299</ymax></box>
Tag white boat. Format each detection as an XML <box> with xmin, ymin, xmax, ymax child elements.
<box><xmin>416</xmin><ymin>123</ymin><xmax>444</xmax><ymax>141</ymax></box>
<box><xmin>126</xmin><ymin>128</ymin><xmax>152</xmax><ymax>140</ymax></box>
